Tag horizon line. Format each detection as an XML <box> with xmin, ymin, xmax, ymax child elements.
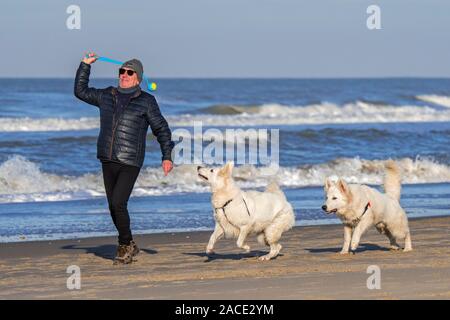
<box><xmin>1</xmin><ymin>76</ymin><xmax>450</xmax><ymax>80</ymax></box>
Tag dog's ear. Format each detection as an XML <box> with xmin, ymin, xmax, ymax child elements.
<box><xmin>224</xmin><ymin>161</ymin><xmax>234</xmax><ymax>175</ymax></box>
<box><xmin>324</xmin><ymin>178</ymin><xmax>333</xmax><ymax>191</ymax></box>
<box><xmin>219</xmin><ymin>161</ymin><xmax>234</xmax><ymax>177</ymax></box>
<box><xmin>337</xmin><ymin>179</ymin><xmax>350</xmax><ymax>196</ymax></box>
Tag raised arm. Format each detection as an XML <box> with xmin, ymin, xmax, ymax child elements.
<box><xmin>74</xmin><ymin>52</ymin><xmax>104</xmax><ymax>107</ymax></box>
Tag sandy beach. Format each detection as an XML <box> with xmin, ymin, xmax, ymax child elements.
<box><xmin>1</xmin><ymin>215</ymin><xmax>449</xmax><ymax>300</ymax></box>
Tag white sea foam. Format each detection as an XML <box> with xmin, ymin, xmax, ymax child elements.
<box><xmin>416</xmin><ymin>95</ymin><xmax>450</xmax><ymax>108</ymax></box>
<box><xmin>2</xmin><ymin>101</ymin><xmax>450</xmax><ymax>132</ymax></box>
<box><xmin>0</xmin><ymin>155</ymin><xmax>449</xmax><ymax>204</ymax></box>
<box><xmin>0</xmin><ymin>117</ymin><xmax>99</xmax><ymax>132</ymax></box>
<box><xmin>173</xmin><ymin>101</ymin><xmax>450</xmax><ymax>126</ymax></box>
<box><xmin>0</xmin><ymin>227</ymin><xmax>216</xmax><ymax>243</ymax></box>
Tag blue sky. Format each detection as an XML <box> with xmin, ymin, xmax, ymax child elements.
<box><xmin>1</xmin><ymin>0</ymin><xmax>449</xmax><ymax>78</ymax></box>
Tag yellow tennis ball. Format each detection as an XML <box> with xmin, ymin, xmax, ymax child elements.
<box><xmin>150</xmin><ymin>82</ymin><xmax>157</xmax><ymax>91</ymax></box>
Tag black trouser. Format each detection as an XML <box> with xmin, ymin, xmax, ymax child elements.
<box><xmin>101</xmin><ymin>161</ymin><xmax>141</xmax><ymax>245</ymax></box>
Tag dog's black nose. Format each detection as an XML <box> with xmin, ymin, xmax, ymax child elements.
<box><xmin>321</xmin><ymin>205</ymin><xmax>327</xmax><ymax>211</ymax></box>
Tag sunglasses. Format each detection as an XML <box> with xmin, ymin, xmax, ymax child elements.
<box><xmin>119</xmin><ymin>68</ymin><xmax>136</xmax><ymax>76</ymax></box>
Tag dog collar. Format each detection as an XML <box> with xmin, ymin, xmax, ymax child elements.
<box><xmin>351</xmin><ymin>201</ymin><xmax>371</xmax><ymax>227</ymax></box>
<box><xmin>216</xmin><ymin>198</ymin><xmax>233</xmax><ymax>211</ymax></box>
<box><xmin>214</xmin><ymin>196</ymin><xmax>251</xmax><ymax>217</ymax></box>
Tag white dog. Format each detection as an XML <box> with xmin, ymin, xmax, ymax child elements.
<box><xmin>322</xmin><ymin>160</ymin><xmax>412</xmax><ymax>254</ymax></box>
<box><xmin>197</xmin><ymin>162</ymin><xmax>295</xmax><ymax>260</ymax></box>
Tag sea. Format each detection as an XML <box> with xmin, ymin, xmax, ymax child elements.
<box><xmin>0</xmin><ymin>77</ymin><xmax>449</xmax><ymax>242</ymax></box>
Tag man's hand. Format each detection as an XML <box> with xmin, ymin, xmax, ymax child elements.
<box><xmin>82</xmin><ymin>51</ymin><xmax>98</xmax><ymax>65</ymax></box>
<box><xmin>162</xmin><ymin>160</ymin><xmax>173</xmax><ymax>176</ymax></box>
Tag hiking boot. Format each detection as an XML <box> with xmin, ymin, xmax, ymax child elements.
<box><xmin>130</xmin><ymin>240</ymin><xmax>140</xmax><ymax>257</ymax></box>
<box><xmin>113</xmin><ymin>244</ymin><xmax>133</xmax><ymax>265</ymax></box>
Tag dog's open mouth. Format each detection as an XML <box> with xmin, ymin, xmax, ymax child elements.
<box><xmin>198</xmin><ymin>173</ymin><xmax>208</xmax><ymax>181</ymax></box>
<box><xmin>327</xmin><ymin>208</ymin><xmax>338</xmax><ymax>214</ymax></box>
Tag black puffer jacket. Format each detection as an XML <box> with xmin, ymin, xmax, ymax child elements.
<box><xmin>74</xmin><ymin>62</ymin><xmax>174</xmax><ymax>168</ymax></box>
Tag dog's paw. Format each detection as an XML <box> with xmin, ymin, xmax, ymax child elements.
<box><xmin>339</xmin><ymin>250</ymin><xmax>350</xmax><ymax>255</ymax></box>
<box><xmin>242</xmin><ymin>245</ymin><xmax>251</xmax><ymax>253</ymax></box>
<box><xmin>390</xmin><ymin>245</ymin><xmax>401</xmax><ymax>251</ymax></box>
<box><xmin>403</xmin><ymin>247</ymin><xmax>413</xmax><ymax>253</ymax></box>
<box><xmin>258</xmin><ymin>254</ymin><xmax>272</xmax><ymax>261</ymax></box>
<box><xmin>206</xmin><ymin>248</ymin><xmax>215</xmax><ymax>255</ymax></box>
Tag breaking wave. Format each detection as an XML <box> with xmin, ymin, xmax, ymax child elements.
<box><xmin>0</xmin><ymin>117</ymin><xmax>99</xmax><ymax>132</ymax></box>
<box><xmin>175</xmin><ymin>101</ymin><xmax>450</xmax><ymax>126</ymax></box>
<box><xmin>2</xmin><ymin>101</ymin><xmax>450</xmax><ymax>131</ymax></box>
<box><xmin>1</xmin><ymin>155</ymin><xmax>449</xmax><ymax>204</ymax></box>
<box><xmin>416</xmin><ymin>95</ymin><xmax>450</xmax><ymax>108</ymax></box>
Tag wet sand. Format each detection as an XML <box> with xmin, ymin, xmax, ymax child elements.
<box><xmin>1</xmin><ymin>216</ymin><xmax>449</xmax><ymax>299</ymax></box>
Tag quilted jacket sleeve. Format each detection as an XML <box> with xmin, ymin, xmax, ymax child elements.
<box><xmin>146</xmin><ymin>96</ymin><xmax>175</xmax><ymax>161</ymax></box>
<box><xmin>74</xmin><ymin>62</ymin><xmax>104</xmax><ymax>107</ymax></box>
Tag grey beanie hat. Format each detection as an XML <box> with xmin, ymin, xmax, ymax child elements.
<box><xmin>121</xmin><ymin>59</ymin><xmax>143</xmax><ymax>83</ymax></box>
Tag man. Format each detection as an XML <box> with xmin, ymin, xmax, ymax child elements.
<box><xmin>74</xmin><ymin>52</ymin><xmax>174</xmax><ymax>265</ymax></box>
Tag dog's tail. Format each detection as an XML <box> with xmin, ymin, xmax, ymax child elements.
<box><xmin>266</xmin><ymin>181</ymin><xmax>284</xmax><ymax>195</ymax></box>
<box><xmin>266</xmin><ymin>181</ymin><xmax>288</xmax><ymax>201</ymax></box>
<box><xmin>384</xmin><ymin>160</ymin><xmax>402</xmax><ymax>201</ymax></box>
<box><xmin>266</xmin><ymin>181</ymin><xmax>295</xmax><ymax>230</ymax></box>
